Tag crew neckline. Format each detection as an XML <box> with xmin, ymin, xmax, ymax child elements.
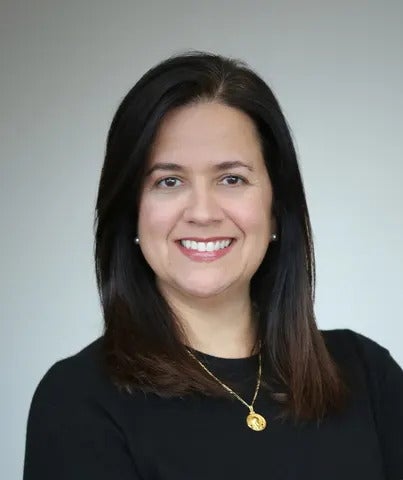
<box><xmin>186</xmin><ymin>346</ymin><xmax>262</xmax><ymax>385</ymax></box>
<box><xmin>187</xmin><ymin>346</ymin><xmax>260</xmax><ymax>366</ymax></box>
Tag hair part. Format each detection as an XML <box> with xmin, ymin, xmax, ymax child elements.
<box><xmin>94</xmin><ymin>50</ymin><xmax>349</xmax><ymax>423</ymax></box>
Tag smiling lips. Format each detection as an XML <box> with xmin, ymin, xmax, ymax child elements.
<box><xmin>176</xmin><ymin>237</ymin><xmax>235</xmax><ymax>262</ymax></box>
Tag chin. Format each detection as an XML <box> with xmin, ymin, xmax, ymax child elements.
<box><xmin>175</xmin><ymin>279</ymin><xmax>234</xmax><ymax>299</ymax></box>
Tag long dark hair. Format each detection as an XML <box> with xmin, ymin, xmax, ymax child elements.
<box><xmin>94</xmin><ymin>50</ymin><xmax>348</xmax><ymax>422</ymax></box>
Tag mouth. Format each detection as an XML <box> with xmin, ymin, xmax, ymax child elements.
<box><xmin>178</xmin><ymin>238</ymin><xmax>234</xmax><ymax>252</ymax></box>
<box><xmin>175</xmin><ymin>238</ymin><xmax>236</xmax><ymax>262</ymax></box>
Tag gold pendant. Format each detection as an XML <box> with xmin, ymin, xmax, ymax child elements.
<box><xmin>246</xmin><ymin>411</ymin><xmax>267</xmax><ymax>431</ymax></box>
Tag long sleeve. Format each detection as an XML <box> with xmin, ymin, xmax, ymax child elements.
<box><xmin>23</xmin><ymin>360</ymin><xmax>142</xmax><ymax>480</ymax></box>
<box><xmin>352</xmin><ymin>331</ymin><xmax>403</xmax><ymax>479</ymax></box>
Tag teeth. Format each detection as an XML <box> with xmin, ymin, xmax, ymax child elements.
<box><xmin>206</xmin><ymin>242</ymin><xmax>215</xmax><ymax>252</ymax></box>
<box><xmin>198</xmin><ymin>242</ymin><xmax>206</xmax><ymax>252</ymax></box>
<box><xmin>180</xmin><ymin>239</ymin><xmax>233</xmax><ymax>252</ymax></box>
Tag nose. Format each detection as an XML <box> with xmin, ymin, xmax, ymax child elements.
<box><xmin>182</xmin><ymin>183</ymin><xmax>224</xmax><ymax>225</ymax></box>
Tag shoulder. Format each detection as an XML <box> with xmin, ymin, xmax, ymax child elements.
<box><xmin>26</xmin><ymin>336</ymin><xmax>140</xmax><ymax>446</ymax></box>
<box><xmin>24</xmin><ymin>338</ymin><xmax>143</xmax><ymax>479</ymax></box>
<box><xmin>29</xmin><ymin>336</ymin><xmax>119</xmax><ymax>415</ymax></box>
<box><xmin>320</xmin><ymin>328</ymin><xmax>390</xmax><ymax>361</ymax></box>
<box><xmin>320</xmin><ymin>331</ymin><xmax>403</xmax><ymax>475</ymax></box>
<box><xmin>320</xmin><ymin>328</ymin><xmax>402</xmax><ymax>390</ymax></box>
<box><xmin>35</xmin><ymin>337</ymin><xmax>104</xmax><ymax>388</ymax></box>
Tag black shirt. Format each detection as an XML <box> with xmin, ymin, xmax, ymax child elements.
<box><xmin>23</xmin><ymin>329</ymin><xmax>403</xmax><ymax>479</ymax></box>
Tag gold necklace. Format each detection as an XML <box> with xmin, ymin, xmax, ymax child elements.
<box><xmin>186</xmin><ymin>344</ymin><xmax>267</xmax><ymax>431</ymax></box>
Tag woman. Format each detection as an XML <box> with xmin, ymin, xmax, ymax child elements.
<box><xmin>23</xmin><ymin>51</ymin><xmax>403</xmax><ymax>479</ymax></box>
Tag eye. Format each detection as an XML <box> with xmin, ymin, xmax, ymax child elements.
<box><xmin>220</xmin><ymin>175</ymin><xmax>247</xmax><ymax>186</ymax></box>
<box><xmin>155</xmin><ymin>177</ymin><xmax>183</xmax><ymax>188</ymax></box>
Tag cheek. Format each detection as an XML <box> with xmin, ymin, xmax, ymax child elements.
<box><xmin>237</xmin><ymin>212</ymin><xmax>270</xmax><ymax>239</ymax></box>
<box><xmin>231</xmin><ymin>192</ymin><xmax>271</xmax><ymax>234</ymax></box>
<box><xmin>138</xmin><ymin>197</ymin><xmax>177</xmax><ymax>236</ymax></box>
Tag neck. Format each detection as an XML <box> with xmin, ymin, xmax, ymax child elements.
<box><xmin>159</xmin><ymin>283</ymin><xmax>259</xmax><ymax>359</ymax></box>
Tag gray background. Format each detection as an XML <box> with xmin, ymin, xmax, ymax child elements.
<box><xmin>1</xmin><ymin>0</ymin><xmax>402</xmax><ymax>478</ymax></box>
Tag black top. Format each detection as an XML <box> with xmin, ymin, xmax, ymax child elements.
<box><xmin>23</xmin><ymin>329</ymin><xmax>403</xmax><ymax>480</ymax></box>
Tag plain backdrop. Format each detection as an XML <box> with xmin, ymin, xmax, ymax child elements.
<box><xmin>1</xmin><ymin>0</ymin><xmax>402</xmax><ymax>478</ymax></box>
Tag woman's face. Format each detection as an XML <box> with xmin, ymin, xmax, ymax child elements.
<box><xmin>137</xmin><ymin>101</ymin><xmax>275</xmax><ymax>302</ymax></box>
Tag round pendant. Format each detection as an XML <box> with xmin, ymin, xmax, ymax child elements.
<box><xmin>246</xmin><ymin>412</ymin><xmax>267</xmax><ymax>431</ymax></box>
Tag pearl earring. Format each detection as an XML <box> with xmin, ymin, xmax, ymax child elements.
<box><xmin>134</xmin><ymin>236</ymin><xmax>140</xmax><ymax>245</ymax></box>
<box><xmin>271</xmin><ymin>233</ymin><xmax>277</xmax><ymax>241</ymax></box>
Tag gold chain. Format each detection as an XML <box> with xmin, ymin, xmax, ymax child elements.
<box><xmin>186</xmin><ymin>343</ymin><xmax>267</xmax><ymax>431</ymax></box>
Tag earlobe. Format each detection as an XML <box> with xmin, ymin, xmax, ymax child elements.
<box><xmin>269</xmin><ymin>215</ymin><xmax>279</xmax><ymax>242</ymax></box>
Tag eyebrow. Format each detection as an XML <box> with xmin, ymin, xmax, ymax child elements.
<box><xmin>145</xmin><ymin>160</ymin><xmax>254</xmax><ymax>176</ymax></box>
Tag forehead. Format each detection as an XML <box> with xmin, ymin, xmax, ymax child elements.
<box><xmin>148</xmin><ymin>102</ymin><xmax>262</xmax><ymax>163</ymax></box>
